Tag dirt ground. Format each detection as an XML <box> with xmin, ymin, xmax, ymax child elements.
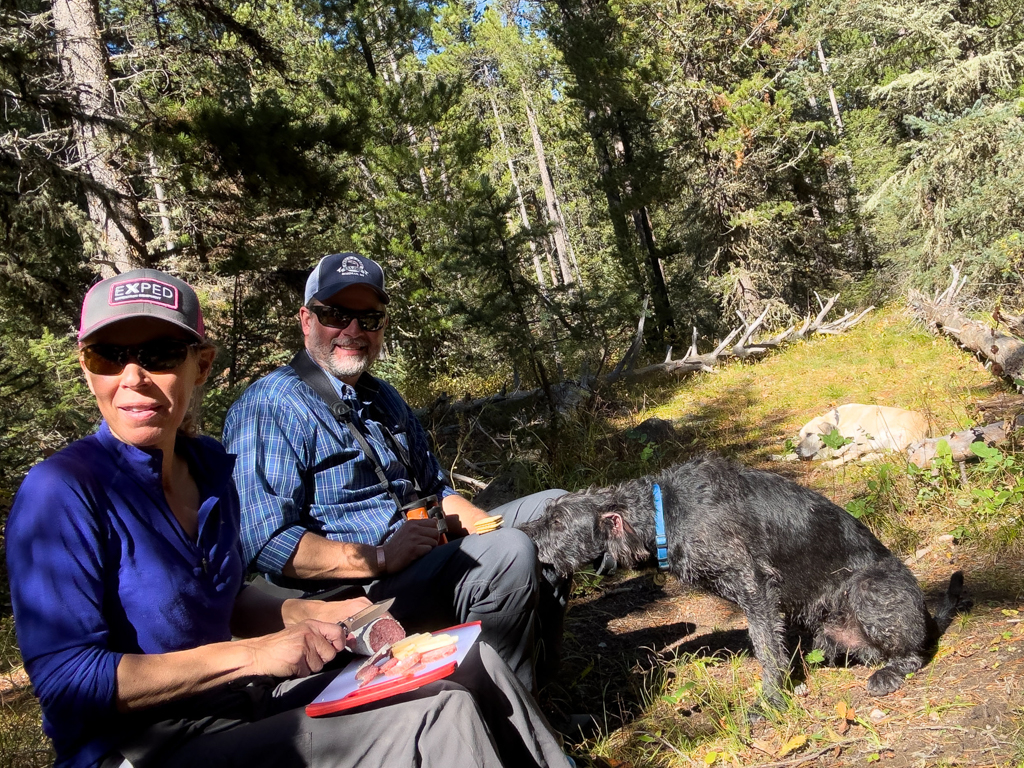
<box><xmin>554</xmin><ymin>534</ymin><xmax>1024</xmax><ymax>767</ymax></box>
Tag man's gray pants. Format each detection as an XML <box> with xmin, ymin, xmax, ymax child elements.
<box><xmin>365</xmin><ymin>489</ymin><xmax>567</xmax><ymax>693</ymax></box>
<box><xmin>109</xmin><ymin>643</ymin><xmax>567</xmax><ymax>768</ymax></box>
<box><xmin>255</xmin><ymin>489</ymin><xmax>567</xmax><ymax>693</ymax></box>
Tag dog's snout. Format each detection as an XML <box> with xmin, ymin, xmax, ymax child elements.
<box><xmin>795</xmin><ymin>438</ymin><xmax>820</xmax><ymax>459</ymax></box>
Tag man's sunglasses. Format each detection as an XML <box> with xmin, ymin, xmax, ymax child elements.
<box><xmin>80</xmin><ymin>339</ymin><xmax>197</xmax><ymax>376</ymax></box>
<box><xmin>309</xmin><ymin>305</ymin><xmax>387</xmax><ymax>332</ymax></box>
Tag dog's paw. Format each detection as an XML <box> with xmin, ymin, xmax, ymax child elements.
<box><xmin>866</xmin><ymin>667</ymin><xmax>905</xmax><ymax>695</ymax></box>
<box><xmin>746</xmin><ymin>707</ymin><xmax>769</xmax><ymax>725</ymax></box>
<box><xmin>747</xmin><ymin>690</ymin><xmax>787</xmax><ymax>722</ymax></box>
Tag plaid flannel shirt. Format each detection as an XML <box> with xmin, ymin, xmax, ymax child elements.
<box><xmin>223</xmin><ymin>363</ymin><xmax>455</xmax><ymax>584</ymax></box>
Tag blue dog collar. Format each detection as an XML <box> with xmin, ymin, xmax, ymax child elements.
<box><xmin>652</xmin><ymin>483</ymin><xmax>669</xmax><ymax>571</ymax></box>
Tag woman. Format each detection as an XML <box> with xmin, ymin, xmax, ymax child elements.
<box><xmin>6</xmin><ymin>269</ymin><xmax>567</xmax><ymax>768</ymax></box>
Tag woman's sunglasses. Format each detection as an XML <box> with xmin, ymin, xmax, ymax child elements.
<box><xmin>309</xmin><ymin>305</ymin><xmax>387</xmax><ymax>331</ymax></box>
<box><xmin>80</xmin><ymin>339</ymin><xmax>197</xmax><ymax>376</ymax></box>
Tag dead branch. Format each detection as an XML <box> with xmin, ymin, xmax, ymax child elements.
<box><xmin>417</xmin><ymin>297</ymin><xmax>871</xmax><ymax>436</ymax></box>
<box><xmin>907</xmin><ymin>415</ymin><xmax>1024</xmax><ymax>467</ymax></box>
<box><xmin>909</xmin><ymin>266</ymin><xmax>1024</xmax><ymax>383</ymax></box>
<box><xmin>610</xmin><ymin>295</ymin><xmax>650</xmax><ymax>379</ymax></box>
<box><xmin>446</xmin><ymin>471</ymin><xmax>488</xmax><ymax>491</ymax></box>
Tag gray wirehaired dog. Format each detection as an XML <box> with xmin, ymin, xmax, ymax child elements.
<box><xmin>521</xmin><ymin>455</ymin><xmax>966</xmax><ymax>708</ymax></box>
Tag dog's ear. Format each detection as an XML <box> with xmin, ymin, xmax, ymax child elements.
<box><xmin>600</xmin><ymin>512</ymin><xmax>626</xmax><ymax>539</ymax></box>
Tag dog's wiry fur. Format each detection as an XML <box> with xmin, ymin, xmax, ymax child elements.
<box><xmin>522</xmin><ymin>455</ymin><xmax>966</xmax><ymax>707</ymax></box>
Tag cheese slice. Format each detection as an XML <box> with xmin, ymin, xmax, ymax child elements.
<box><xmin>392</xmin><ymin>632</ymin><xmax>457</xmax><ymax>659</ymax></box>
<box><xmin>390</xmin><ymin>632</ymin><xmax>430</xmax><ymax>657</ymax></box>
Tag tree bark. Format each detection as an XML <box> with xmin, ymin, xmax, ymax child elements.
<box><xmin>521</xmin><ymin>82</ymin><xmax>573</xmax><ymax>285</ymax></box>
<box><xmin>815</xmin><ymin>40</ymin><xmax>844</xmax><ymax>135</ymax></box>
<box><xmin>148</xmin><ymin>152</ymin><xmax>174</xmax><ymax>256</ymax></box>
<box><xmin>53</xmin><ymin>0</ymin><xmax>150</xmax><ymax>275</ymax></box>
<box><xmin>907</xmin><ymin>416</ymin><xmax>1024</xmax><ymax>467</ymax></box>
<box><xmin>909</xmin><ymin>269</ymin><xmax>1024</xmax><ymax>382</ymax></box>
<box><xmin>489</xmin><ymin>92</ymin><xmax>545</xmax><ymax>289</ymax></box>
<box><xmin>615</xmin><ymin>127</ymin><xmax>674</xmax><ymax>336</ymax></box>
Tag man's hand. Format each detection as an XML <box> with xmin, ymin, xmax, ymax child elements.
<box><xmin>240</xmin><ymin>620</ymin><xmax>347</xmax><ymax>678</ymax></box>
<box><xmin>283</xmin><ymin>595</ymin><xmax>373</xmax><ymax>627</ymax></box>
<box><xmin>382</xmin><ymin>518</ymin><xmax>441</xmax><ymax>573</ymax></box>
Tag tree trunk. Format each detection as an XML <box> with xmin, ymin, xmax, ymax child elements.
<box><xmin>614</xmin><ymin>127</ymin><xmax>674</xmax><ymax>336</ymax></box>
<box><xmin>521</xmin><ymin>82</ymin><xmax>573</xmax><ymax>285</ymax></box>
<box><xmin>379</xmin><ymin>30</ymin><xmax>431</xmax><ymax>200</ymax></box>
<box><xmin>148</xmin><ymin>152</ymin><xmax>174</xmax><ymax>256</ymax></box>
<box><xmin>489</xmin><ymin>92</ymin><xmax>545</xmax><ymax>289</ymax></box>
<box><xmin>907</xmin><ymin>416</ymin><xmax>1024</xmax><ymax>467</ymax></box>
<box><xmin>53</xmin><ymin>0</ymin><xmax>150</xmax><ymax>275</ymax></box>
<box><xmin>588</xmin><ymin>112</ymin><xmax>644</xmax><ymax>291</ymax></box>
<box><xmin>910</xmin><ymin>273</ymin><xmax>1024</xmax><ymax>382</ymax></box>
<box><xmin>816</xmin><ymin>40</ymin><xmax>844</xmax><ymax>136</ymax></box>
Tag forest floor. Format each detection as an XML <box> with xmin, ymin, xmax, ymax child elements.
<box><xmin>552</xmin><ymin>492</ymin><xmax>1024</xmax><ymax>768</ymax></box>
<box><xmin>532</xmin><ymin>308</ymin><xmax>1024</xmax><ymax>768</ymax></box>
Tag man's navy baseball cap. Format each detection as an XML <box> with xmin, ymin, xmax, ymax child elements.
<box><xmin>78</xmin><ymin>269</ymin><xmax>205</xmax><ymax>341</ymax></box>
<box><xmin>304</xmin><ymin>253</ymin><xmax>390</xmax><ymax>305</ymax></box>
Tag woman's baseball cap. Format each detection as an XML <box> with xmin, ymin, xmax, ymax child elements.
<box><xmin>78</xmin><ymin>269</ymin><xmax>205</xmax><ymax>341</ymax></box>
<box><xmin>304</xmin><ymin>253</ymin><xmax>390</xmax><ymax>305</ymax></box>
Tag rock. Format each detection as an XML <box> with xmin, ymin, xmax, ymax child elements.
<box><xmin>627</xmin><ymin>417</ymin><xmax>682</xmax><ymax>445</ymax></box>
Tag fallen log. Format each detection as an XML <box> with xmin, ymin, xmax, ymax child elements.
<box><xmin>907</xmin><ymin>415</ymin><xmax>1024</xmax><ymax>467</ymax></box>
<box><xmin>909</xmin><ymin>265</ymin><xmax>1024</xmax><ymax>382</ymax></box>
<box><xmin>418</xmin><ymin>296</ymin><xmax>873</xmax><ymax>420</ymax></box>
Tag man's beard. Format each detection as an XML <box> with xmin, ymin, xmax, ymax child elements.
<box><xmin>309</xmin><ymin>336</ymin><xmax>380</xmax><ymax>380</ymax></box>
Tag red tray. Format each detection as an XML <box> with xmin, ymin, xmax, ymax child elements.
<box><xmin>305</xmin><ymin>621</ymin><xmax>482</xmax><ymax>716</ymax></box>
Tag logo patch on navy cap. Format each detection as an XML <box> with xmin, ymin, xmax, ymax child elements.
<box><xmin>337</xmin><ymin>256</ymin><xmax>369</xmax><ymax>277</ymax></box>
<box><xmin>109</xmin><ymin>278</ymin><xmax>179</xmax><ymax>309</ymax></box>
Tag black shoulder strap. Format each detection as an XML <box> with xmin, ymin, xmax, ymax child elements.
<box><xmin>289</xmin><ymin>350</ymin><xmax>411</xmax><ymax>509</ymax></box>
<box><xmin>290</xmin><ymin>349</ymin><xmax>353</xmax><ymax>422</ymax></box>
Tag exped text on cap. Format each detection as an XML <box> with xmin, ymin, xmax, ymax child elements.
<box><xmin>78</xmin><ymin>269</ymin><xmax>205</xmax><ymax>341</ymax></box>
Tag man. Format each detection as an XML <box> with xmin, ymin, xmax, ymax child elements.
<box><xmin>224</xmin><ymin>253</ymin><xmax>565</xmax><ymax>693</ymax></box>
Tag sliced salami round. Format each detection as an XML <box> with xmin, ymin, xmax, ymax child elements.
<box><xmin>349</xmin><ymin>615</ymin><xmax>406</xmax><ymax>656</ymax></box>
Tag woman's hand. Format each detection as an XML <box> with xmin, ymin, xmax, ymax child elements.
<box><xmin>240</xmin><ymin>620</ymin><xmax>348</xmax><ymax>678</ymax></box>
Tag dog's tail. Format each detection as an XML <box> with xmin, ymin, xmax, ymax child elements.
<box><xmin>932</xmin><ymin>571</ymin><xmax>970</xmax><ymax>634</ymax></box>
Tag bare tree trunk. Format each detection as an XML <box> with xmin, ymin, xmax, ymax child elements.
<box><xmin>148</xmin><ymin>152</ymin><xmax>174</xmax><ymax>255</ymax></box>
<box><xmin>379</xmin><ymin>33</ymin><xmax>431</xmax><ymax>200</ymax></box>
<box><xmin>816</xmin><ymin>40</ymin><xmax>844</xmax><ymax>136</ymax></box>
<box><xmin>910</xmin><ymin>268</ymin><xmax>1024</xmax><ymax>382</ymax></box>
<box><xmin>521</xmin><ymin>82</ymin><xmax>573</xmax><ymax>285</ymax></box>
<box><xmin>489</xmin><ymin>92</ymin><xmax>545</xmax><ymax>289</ymax></box>
<box><xmin>613</xmin><ymin>128</ymin><xmax>674</xmax><ymax>336</ymax></box>
<box><xmin>53</xmin><ymin>0</ymin><xmax>149</xmax><ymax>275</ymax></box>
